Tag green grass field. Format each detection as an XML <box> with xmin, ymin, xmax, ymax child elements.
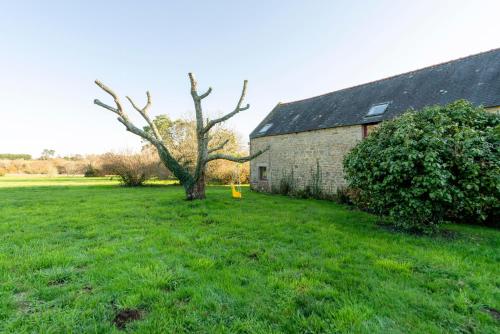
<box><xmin>0</xmin><ymin>176</ymin><xmax>498</xmax><ymax>333</ymax></box>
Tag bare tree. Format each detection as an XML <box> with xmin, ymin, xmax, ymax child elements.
<box><xmin>94</xmin><ymin>74</ymin><xmax>269</xmax><ymax>200</ymax></box>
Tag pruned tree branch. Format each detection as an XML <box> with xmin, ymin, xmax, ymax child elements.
<box><xmin>125</xmin><ymin>92</ymin><xmax>162</xmax><ymax>141</ymax></box>
<box><xmin>94</xmin><ymin>79</ymin><xmax>194</xmax><ymax>188</ymax></box>
<box><xmin>188</xmin><ymin>72</ymin><xmax>198</xmax><ymax>95</ymax></box>
<box><xmin>126</xmin><ymin>91</ymin><xmax>151</xmax><ymax>114</ymax></box>
<box><xmin>94</xmin><ymin>81</ymin><xmax>160</xmax><ymax>146</ymax></box>
<box><xmin>94</xmin><ymin>80</ymin><xmax>127</xmax><ymax>119</ymax></box>
<box><xmin>199</xmin><ymin>87</ymin><xmax>212</xmax><ymax>100</ymax></box>
<box><xmin>205</xmin><ymin>145</ymin><xmax>270</xmax><ymax>163</ymax></box>
<box><xmin>188</xmin><ymin>72</ymin><xmax>206</xmax><ymax>134</ymax></box>
<box><xmin>115</xmin><ymin>117</ymin><xmax>157</xmax><ymax>143</ymax></box>
<box><xmin>188</xmin><ymin>73</ymin><xmax>212</xmax><ymax>100</ymax></box>
<box><xmin>204</xmin><ymin>79</ymin><xmax>249</xmax><ymax>133</ymax></box>
<box><xmin>207</xmin><ymin>139</ymin><xmax>230</xmax><ymax>154</ymax></box>
<box><xmin>94</xmin><ymin>99</ymin><xmax>119</xmax><ymax>114</ymax></box>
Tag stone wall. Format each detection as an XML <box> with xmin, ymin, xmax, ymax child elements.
<box><xmin>250</xmin><ymin>125</ymin><xmax>363</xmax><ymax>193</ymax></box>
<box><xmin>486</xmin><ymin>106</ymin><xmax>500</xmax><ymax>114</ymax></box>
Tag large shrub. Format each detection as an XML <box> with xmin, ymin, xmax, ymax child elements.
<box><xmin>344</xmin><ymin>100</ymin><xmax>499</xmax><ymax>233</ymax></box>
<box><xmin>101</xmin><ymin>152</ymin><xmax>157</xmax><ymax>186</ymax></box>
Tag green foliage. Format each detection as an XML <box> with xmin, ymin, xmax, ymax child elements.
<box><xmin>276</xmin><ymin>169</ymin><xmax>296</xmax><ymax>195</ymax></box>
<box><xmin>143</xmin><ymin>115</ymin><xmax>249</xmax><ymax>186</ymax></box>
<box><xmin>344</xmin><ymin>100</ymin><xmax>500</xmax><ymax>233</ymax></box>
<box><xmin>273</xmin><ymin>162</ymin><xmax>334</xmax><ymax>200</ymax></box>
<box><xmin>83</xmin><ymin>164</ymin><xmax>103</xmax><ymax>177</ymax></box>
<box><xmin>40</xmin><ymin>149</ymin><xmax>55</xmax><ymax>160</ymax></box>
<box><xmin>305</xmin><ymin>159</ymin><xmax>323</xmax><ymax>198</ymax></box>
<box><xmin>0</xmin><ymin>153</ymin><xmax>32</xmax><ymax>160</ymax></box>
<box><xmin>0</xmin><ymin>176</ymin><xmax>499</xmax><ymax>332</ymax></box>
<box><xmin>144</xmin><ymin>115</ymin><xmax>241</xmax><ymax>172</ymax></box>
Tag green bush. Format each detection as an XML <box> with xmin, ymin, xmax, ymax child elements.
<box><xmin>84</xmin><ymin>164</ymin><xmax>103</xmax><ymax>177</ymax></box>
<box><xmin>343</xmin><ymin>100</ymin><xmax>499</xmax><ymax>233</ymax></box>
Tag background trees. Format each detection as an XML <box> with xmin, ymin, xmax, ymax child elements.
<box><xmin>0</xmin><ymin>154</ymin><xmax>32</xmax><ymax>160</ymax></box>
<box><xmin>143</xmin><ymin>115</ymin><xmax>248</xmax><ymax>184</ymax></box>
<box><xmin>144</xmin><ymin>115</ymin><xmax>242</xmax><ymax>174</ymax></box>
<box><xmin>40</xmin><ymin>149</ymin><xmax>55</xmax><ymax>160</ymax></box>
<box><xmin>344</xmin><ymin>100</ymin><xmax>499</xmax><ymax>233</ymax></box>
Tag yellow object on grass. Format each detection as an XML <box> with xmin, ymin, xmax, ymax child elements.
<box><xmin>231</xmin><ymin>163</ymin><xmax>243</xmax><ymax>199</ymax></box>
<box><xmin>231</xmin><ymin>184</ymin><xmax>242</xmax><ymax>199</ymax></box>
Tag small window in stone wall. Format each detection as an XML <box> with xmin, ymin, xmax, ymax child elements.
<box><xmin>258</xmin><ymin>166</ymin><xmax>268</xmax><ymax>181</ymax></box>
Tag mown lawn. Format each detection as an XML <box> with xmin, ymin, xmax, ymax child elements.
<box><xmin>0</xmin><ymin>176</ymin><xmax>498</xmax><ymax>333</ymax></box>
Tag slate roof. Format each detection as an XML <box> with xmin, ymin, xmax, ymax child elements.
<box><xmin>250</xmin><ymin>48</ymin><xmax>500</xmax><ymax>139</ymax></box>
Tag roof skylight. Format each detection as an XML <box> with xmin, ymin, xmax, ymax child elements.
<box><xmin>258</xmin><ymin>123</ymin><xmax>273</xmax><ymax>133</ymax></box>
<box><xmin>366</xmin><ymin>102</ymin><xmax>390</xmax><ymax>117</ymax></box>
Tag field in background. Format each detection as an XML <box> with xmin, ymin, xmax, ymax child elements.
<box><xmin>0</xmin><ymin>176</ymin><xmax>498</xmax><ymax>333</ymax></box>
<box><xmin>0</xmin><ymin>176</ymin><xmax>178</xmax><ymax>188</ymax></box>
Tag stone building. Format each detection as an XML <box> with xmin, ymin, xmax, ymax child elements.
<box><xmin>250</xmin><ymin>48</ymin><xmax>500</xmax><ymax>193</ymax></box>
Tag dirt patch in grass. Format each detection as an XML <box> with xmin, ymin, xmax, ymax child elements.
<box><xmin>485</xmin><ymin>306</ymin><xmax>500</xmax><ymax>321</ymax></box>
<box><xmin>161</xmin><ymin>281</ymin><xmax>179</xmax><ymax>292</ymax></box>
<box><xmin>13</xmin><ymin>292</ymin><xmax>31</xmax><ymax>313</ymax></box>
<box><xmin>113</xmin><ymin>309</ymin><xmax>144</xmax><ymax>330</ymax></box>
<box><xmin>82</xmin><ymin>285</ymin><xmax>93</xmax><ymax>293</ymax></box>
<box><xmin>377</xmin><ymin>222</ymin><xmax>459</xmax><ymax>239</ymax></box>
<box><xmin>247</xmin><ymin>252</ymin><xmax>259</xmax><ymax>260</ymax></box>
<box><xmin>174</xmin><ymin>294</ymin><xmax>192</xmax><ymax>308</ymax></box>
<box><xmin>48</xmin><ymin>276</ymin><xmax>70</xmax><ymax>286</ymax></box>
<box><xmin>247</xmin><ymin>248</ymin><xmax>265</xmax><ymax>261</ymax></box>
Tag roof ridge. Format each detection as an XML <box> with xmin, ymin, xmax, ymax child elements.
<box><xmin>280</xmin><ymin>47</ymin><xmax>500</xmax><ymax>106</ymax></box>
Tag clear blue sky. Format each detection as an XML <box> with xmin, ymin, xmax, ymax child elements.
<box><xmin>1</xmin><ymin>0</ymin><xmax>499</xmax><ymax>157</ymax></box>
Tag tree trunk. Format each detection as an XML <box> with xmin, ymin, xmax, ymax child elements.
<box><xmin>184</xmin><ymin>168</ymin><xmax>206</xmax><ymax>201</ymax></box>
<box><xmin>185</xmin><ymin>174</ymin><xmax>206</xmax><ymax>200</ymax></box>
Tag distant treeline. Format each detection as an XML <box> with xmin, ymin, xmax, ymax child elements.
<box><xmin>0</xmin><ymin>154</ymin><xmax>32</xmax><ymax>160</ymax></box>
